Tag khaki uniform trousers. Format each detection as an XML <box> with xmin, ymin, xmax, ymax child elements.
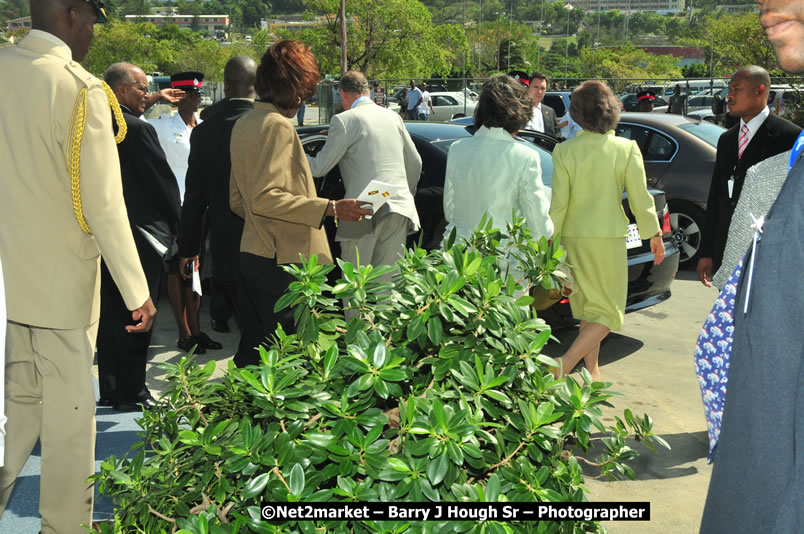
<box><xmin>0</xmin><ymin>320</ymin><xmax>98</xmax><ymax>534</ymax></box>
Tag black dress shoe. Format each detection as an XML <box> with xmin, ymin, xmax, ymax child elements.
<box><xmin>112</xmin><ymin>401</ymin><xmax>144</xmax><ymax>412</ymax></box>
<box><xmin>196</xmin><ymin>331</ymin><xmax>222</xmax><ymax>350</ymax></box>
<box><xmin>97</xmin><ymin>397</ymin><xmax>113</xmax><ymax>407</ymax></box>
<box><xmin>177</xmin><ymin>335</ymin><xmax>206</xmax><ymax>354</ymax></box>
<box><xmin>211</xmin><ymin>319</ymin><xmax>230</xmax><ymax>333</ymax></box>
<box><xmin>138</xmin><ymin>395</ymin><xmax>157</xmax><ymax>409</ymax></box>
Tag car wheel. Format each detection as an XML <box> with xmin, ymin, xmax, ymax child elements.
<box><xmin>669</xmin><ymin>202</ymin><xmax>704</xmax><ymax>268</ymax></box>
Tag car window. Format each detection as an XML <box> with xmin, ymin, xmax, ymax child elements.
<box><xmin>433</xmin><ymin>95</ymin><xmax>458</xmax><ymax>106</ymax></box>
<box><xmin>543</xmin><ymin>95</ymin><xmax>566</xmax><ymax>116</ymax></box>
<box><xmin>677</xmin><ymin>121</ymin><xmax>725</xmax><ymax>148</ymax></box>
<box><xmin>615</xmin><ymin>124</ymin><xmax>651</xmax><ymax>151</ymax></box>
<box><xmin>644</xmin><ymin>133</ymin><xmax>675</xmax><ymax>160</ymax></box>
<box><xmin>615</xmin><ymin>123</ymin><xmax>675</xmax><ymax>161</ymax></box>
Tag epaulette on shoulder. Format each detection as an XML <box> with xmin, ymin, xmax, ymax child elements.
<box><xmin>65</xmin><ymin>66</ymin><xmax>127</xmax><ymax>235</ymax></box>
<box><xmin>64</xmin><ymin>60</ymin><xmax>100</xmax><ymax>88</ymax></box>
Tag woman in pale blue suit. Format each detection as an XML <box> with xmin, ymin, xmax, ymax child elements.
<box><xmin>442</xmin><ymin>74</ymin><xmax>553</xmax><ymax>254</ymax></box>
<box><xmin>550</xmin><ymin>81</ymin><xmax>665</xmax><ymax>380</ymax></box>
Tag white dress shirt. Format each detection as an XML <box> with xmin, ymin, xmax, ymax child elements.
<box><xmin>148</xmin><ymin>112</ymin><xmax>202</xmax><ymax>202</ymax></box>
<box><xmin>740</xmin><ymin>106</ymin><xmax>770</xmax><ymax>149</ymax></box>
<box><xmin>525</xmin><ymin>104</ymin><xmax>545</xmax><ymax>132</ymax></box>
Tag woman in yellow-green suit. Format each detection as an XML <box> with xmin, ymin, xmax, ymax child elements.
<box><xmin>550</xmin><ymin>81</ymin><xmax>666</xmax><ymax>381</ymax></box>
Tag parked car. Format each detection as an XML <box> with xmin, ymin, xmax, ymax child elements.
<box><xmin>298</xmin><ymin>121</ymin><xmax>679</xmax><ymax>316</ymax></box>
<box><xmin>422</xmin><ymin>92</ymin><xmax>476</xmax><ymax>121</ymax></box>
<box><xmin>616</xmin><ymin>113</ymin><xmax>723</xmax><ymax>267</ymax></box>
<box><xmin>653</xmin><ymin>94</ymin><xmax>714</xmax><ymax>114</ymax></box>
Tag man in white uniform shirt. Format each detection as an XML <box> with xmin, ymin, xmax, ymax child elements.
<box><xmin>149</xmin><ymin>71</ymin><xmax>221</xmax><ymax>354</ymax></box>
<box><xmin>148</xmin><ymin>71</ymin><xmax>204</xmax><ymax>201</ymax></box>
<box><xmin>308</xmin><ymin>70</ymin><xmax>422</xmax><ymax>274</ymax></box>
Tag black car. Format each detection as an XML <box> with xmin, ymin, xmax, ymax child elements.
<box><xmin>298</xmin><ymin>122</ymin><xmax>679</xmax><ymax>316</ymax></box>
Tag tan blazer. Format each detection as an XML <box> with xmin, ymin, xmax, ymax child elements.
<box><xmin>550</xmin><ymin>130</ymin><xmax>660</xmax><ymax>240</ymax></box>
<box><xmin>307</xmin><ymin>99</ymin><xmax>422</xmax><ymax>241</ymax></box>
<box><xmin>229</xmin><ymin>102</ymin><xmax>332</xmax><ymax>265</ymax></box>
<box><xmin>0</xmin><ymin>33</ymin><xmax>149</xmax><ymax>329</ymax></box>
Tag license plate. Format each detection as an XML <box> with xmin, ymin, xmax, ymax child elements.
<box><xmin>626</xmin><ymin>223</ymin><xmax>641</xmax><ymax>249</ymax></box>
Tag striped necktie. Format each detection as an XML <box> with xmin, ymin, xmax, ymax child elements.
<box><xmin>738</xmin><ymin>124</ymin><xmax>749</xmax><ymax>159</ymax></box>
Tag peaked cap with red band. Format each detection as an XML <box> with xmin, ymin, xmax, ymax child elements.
<box><xmin>508</xmin><ymin>70</ymin><xmax>530</xmax><ymax>87</ymax></box>
<box><xmin>637</xmin><ymin>90</ymin><xmax>655</xmax><ymax>102</ymax></box>
<box><xmin>170</xmin><ymin>71</ymin><xmax>205</xmax><ymax>92</ymax></box>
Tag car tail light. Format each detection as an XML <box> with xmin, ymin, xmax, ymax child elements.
<box><xmin>662</xmin><ymin>211</ymin><xmax>671</xmax><ymax>234</ymax></box>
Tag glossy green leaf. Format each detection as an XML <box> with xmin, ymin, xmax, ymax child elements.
<box><xmin>289</xmin><ymin>464</ymin><xmax>305</xmax><ymax>496</ymax></box>
<box><xmin>242</xmin><ymin>472</ymin><xmax>270</xmax><ymax>499</ymax></box>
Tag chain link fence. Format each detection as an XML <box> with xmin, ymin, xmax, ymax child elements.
<box><xmin>304</xmin><ymin>76</ymin><xmax>804</xmax><ymax>127</ymax></box>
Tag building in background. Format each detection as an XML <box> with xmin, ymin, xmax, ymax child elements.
<box><xmin>6</xmin><ymin>16</ymin><xmax>31</xmax><ymax>32</ymax></box>
<box><xmin>569</xmin><ymin>0</ymin><xmax>685</xmax><ymax>14</ymax></box>
<box><xmin>124</xmin><ymin>14</ymin><xmax>230</xmax><ymax>35</ymax></box>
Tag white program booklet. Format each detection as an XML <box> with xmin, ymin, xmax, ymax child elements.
<box><xmin>356</xmin><ymin>180</ymin><xmax>407</xmax><ymax>219</ymax></box>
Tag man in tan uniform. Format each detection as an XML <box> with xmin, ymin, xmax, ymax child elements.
<box><xmin>0</xmin><ymin>1</ymin><xmax>156</xmax><ymax>532</ymax></box>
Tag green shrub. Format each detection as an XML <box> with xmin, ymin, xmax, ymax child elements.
<box><xmin>91</xmin><ymin>217</ymin><xmax>668</xmax><ymax>534</ymax></box>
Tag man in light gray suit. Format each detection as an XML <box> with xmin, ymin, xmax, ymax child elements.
<box><xmin>699</xmin><ymin>0</ymin><xmax>804</xmax><ymax>531</ymax></box>
<box><xmin>308</xmin><ymin>70</ymin><xmax>422</xmax><ymax>270</ymax></box>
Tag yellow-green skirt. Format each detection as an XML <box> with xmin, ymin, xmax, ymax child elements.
<box><xmin>561</xmin><ymin>236</ymin><xmax>627</xmax><ymax>332</ymax></box>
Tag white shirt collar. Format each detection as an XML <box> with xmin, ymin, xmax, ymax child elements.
<box><xmin>740</xmin><ymin>106</ymin><xmax>770</xmax><ymax>134</ymax></box>
<box><xmin>350</xmin><ymin>96</ymin><xmax>371</xmax><ymax>109</ymax></box>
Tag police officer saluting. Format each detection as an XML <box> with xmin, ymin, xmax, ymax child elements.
<box><xmin>149</xmin><ymin>71</ymin><xmax>222</xmax><ymax>354</ymax></box>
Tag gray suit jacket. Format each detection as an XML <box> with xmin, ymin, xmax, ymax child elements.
<box><xmin>308</xmin><ymin>99</ymin><xmax>422</xmax><ymax>241</ymax></box>
<box><xmin>700</xmin><ymin>150</ymin><xmax>803</xmax><ymax>532</ymax></box>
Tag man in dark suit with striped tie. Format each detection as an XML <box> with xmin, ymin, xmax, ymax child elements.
<box><xmin>696</xmin><ymin>65</ymin><xmax>800</xmax><ymax>288</ymax></box>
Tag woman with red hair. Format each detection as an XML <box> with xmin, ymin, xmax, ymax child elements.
<box><xmin>229</xmin><ymin>40</ymin><xmax>370</xmax><ymax>367</ymax></box>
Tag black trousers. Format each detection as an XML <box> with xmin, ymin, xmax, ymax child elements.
<box><xmin>96</xmin><ymin>233</ymin><xmax>163</xmax><ymax>403</ymax></box>
<box><xmin>234</xmin><ymin>252</ymin><xmax>296</xmax><ymax>367</ymax></box>
<box><xmin>210</xmin><ymin>278</ymin><xmax>237</xmax><ymax>324</ymax></box>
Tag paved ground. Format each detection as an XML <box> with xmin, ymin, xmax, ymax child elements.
<box><xmin>0</xmin><ymin>269</ymin><xmax>718</xmax><ymax>533</ymax></box>
<box><xmin>542</xmin><ymin>269</ymin><xmax>718</xmax><ymax>533</ymax></box>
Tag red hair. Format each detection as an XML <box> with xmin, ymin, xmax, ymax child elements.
<box><xmin>255</xmin><ymin>40</ymin><xmax>320</xmax><ymax>110</ymax></box>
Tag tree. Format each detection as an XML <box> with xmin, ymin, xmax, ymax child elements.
<box><xmin>682</xmin><ymin>63</ymin><xmax>708</xmax><ymax>78</ymax></box>
<box><xmin>287</xmin><ymin>0</ymin><xmax>465</xmax><ymax>78</ymax></box>
<box><xmin>0</xmin><ymin>0</ymin><xmax>29</xmax><ymax>26</ymax></box>
<box><xmin>82</xmin><ymin>20</ymin><xmax>258</xmax><ymax>81</ymax></box>
<box><xmin>241</xmin><ymin>0</ymin><xmax>270</xmax><ymax>28</ymax></box>
<box><xmin>580</xmin><ymin>44</ymin><xmax>681</xmax><ymax>91</ymax></box>
<box><xmin>701</xmin><ymin>12</ymin><xmax>777</xmax><ymax>75</ymax></box>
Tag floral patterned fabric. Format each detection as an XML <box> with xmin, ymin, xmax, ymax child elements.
<box><xmin>694</xmin><ymin>258</ymin><xmax>742</xmax><ymax>462</ymax></box>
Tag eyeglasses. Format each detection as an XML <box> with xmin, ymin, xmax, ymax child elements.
<box><xmin>129</xmin><ymin>84</ymin><xmax>149</xmax><ymax>94</ymax></box>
